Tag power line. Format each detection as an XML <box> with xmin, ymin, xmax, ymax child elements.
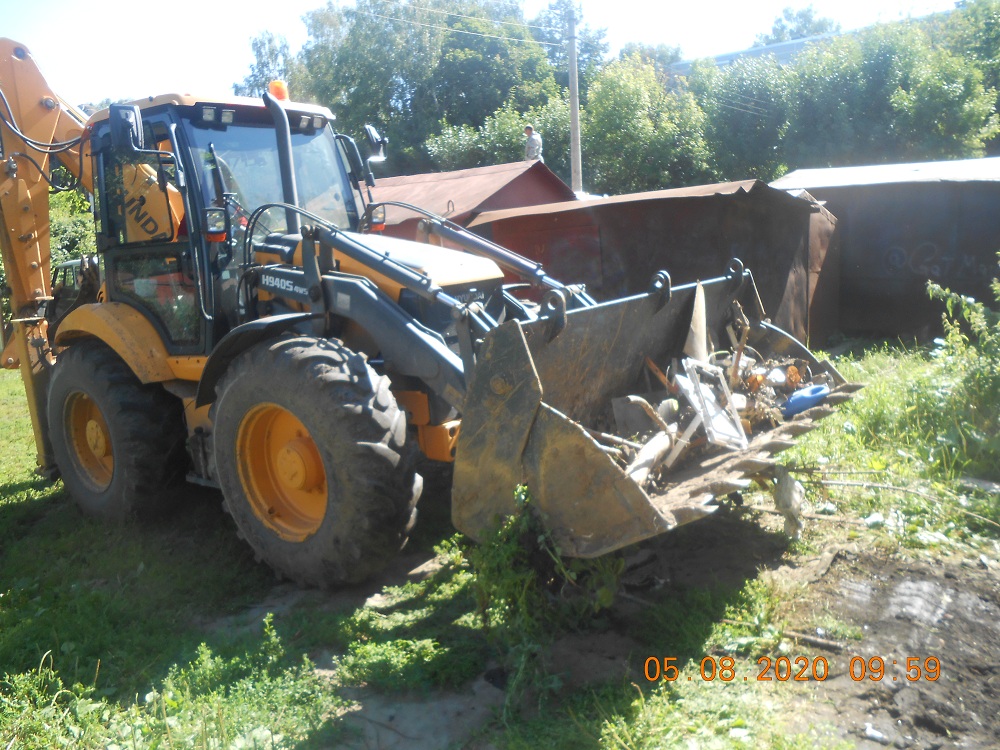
<box><xmin>721</xmin><ymin>90</ymin><xmax>775</xmax><ymax>106</ymax></box>
<box><xmin>402</xmin><ymin>1</ymin><xmax>561</xmax><ymax>34</ymax></box>
<box><xmin>714</xmin><ymin>95</ymin><xmax>768</xmax><ymax>114</ymax></box>
<box><xmin>351</xmin><ymin>8</ymin><xmax>564</xmax><ymax>47</ymax></box>
<box><xmin>714</xmin><ymin>101</ymin><xmax>770</xmax><ymax>118</ymax></box>
<box><xmin>665</xmin><ymin>82</ymin><xmax>771</xmax><ymax>119</ymax></box>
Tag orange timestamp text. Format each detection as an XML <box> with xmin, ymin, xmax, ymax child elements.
<box><xmin>643</xmin><ymin>655</ymin><xmax>941</xmax><ymax>683</ymax></box>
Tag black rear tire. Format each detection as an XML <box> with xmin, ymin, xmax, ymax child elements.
<box><xmin>47</xmin><ymin>341</ymin><xmax>188</xmax><ymax>519</ymax></box>
<box><xmin>212</xmin><ymin>336</ymin><xmax>421</xmax><ymax>587</ymax></box>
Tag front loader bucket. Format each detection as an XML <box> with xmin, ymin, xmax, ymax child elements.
<box><xmin>452</xmin><ymin>269</ymin><xmax>853</xmax><ymax>558</ymax></box>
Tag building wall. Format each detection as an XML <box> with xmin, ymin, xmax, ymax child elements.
<box><xmin>807</xmin><ymin>182</ymin><xmax>1000</xmax><ymax>334</ymax></box>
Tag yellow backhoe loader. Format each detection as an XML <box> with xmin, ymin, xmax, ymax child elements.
<box><xmin>0</xmin><ymin>39</ymin><xmax>859</xmax><ymax>586</ymax></box>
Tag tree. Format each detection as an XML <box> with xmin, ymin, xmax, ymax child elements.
<box><xmin>235</xmin><ymin>0</ymin><xmax>562</xmax><ymax>174</ymax></box>
<box><xmin>234</xmin><ymin>32</ymin><xmax>301</xmax><ymax>97</ymax></box>
<box><xmin>754</xmin><ymin>6</ymin><xmax>840</xmax><ymax>46</ymax></box>
<box><xmin>429</xmin><ymin>11</ymin><xmax>557</xmax><ymax>130</ymax></box>
<box><xmin>529</xmin><ymin>0</ymin><xmax>609</xmax><ymax>98</ymax></box>
<box><xmin>891</xmin><ymin>45</ymin><xmax>1000</xmax><ymax>160</ymax></box>
<box><xmin>619</xmin><ymin>42</ymin><xmax>681</xmax><ymax>82</ymax></box>
<box><xmin>930</xmin><ymin>0</ymin><xmax>1000</xmax><ymax>151</ymax></box>
<box><xmin>584</xmin><ymin>55</ymin><xmax>711</xmax><ymax>194</ymax></box>
<box><xmin>303</xmin><ymin>0</ymin><xmax>448</xmax><ymax>172</ymax></box>
<box><xmin>689</xmin><ymin>56</ymin><xmax>795</xmax><ymax>181</ymax></box>
<box><xmin>786</xmin><ymin>24</ymin><xmax>999</xmax><ymax>166</ymax></box>
<box><xmin>425</xmin><ymin>94</ymin><xmax>572</xmax><ymax>181</ymax></box>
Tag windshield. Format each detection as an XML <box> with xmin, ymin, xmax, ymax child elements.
<box><xmin>185</xmin><ymin>121</ymin><xmax>359</xmax><ymax>237</ymax></box>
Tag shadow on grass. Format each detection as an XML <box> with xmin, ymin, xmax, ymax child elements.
<box><xmin>0</xmin><ymin>465</ymin><xmax>470</xmax><ymax>746</ymax></box>
<box><xmin>277</xmin><ymin>557</ymin><xmax>489</xmax><ymax>692</ymax></box>
<box><xmin>0</xmin><ymin>479</ymin><xmax>280</xmax><ymax>695</ymax></box>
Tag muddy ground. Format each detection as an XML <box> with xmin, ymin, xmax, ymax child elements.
<box><xmin>798</xmin><ymin>550</ymin><xmax>1000</xmax><ymax>749</ymax></box>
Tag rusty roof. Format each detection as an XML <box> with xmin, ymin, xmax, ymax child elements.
<box><xmin>468</xmin><ymin>179</ymin><xmax>808</xmax><ymax>227</ymax></box>
<box><xmin>771</xmin><ymin>157</ymin><xmax>1000</xmax><ymax>190</ymax></box>
<box><xmin>372</xmin><ymin>160</ymin><xmax>576</xmax><ymax>224</ymax></box>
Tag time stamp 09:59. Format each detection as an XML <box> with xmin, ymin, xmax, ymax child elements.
<box><xmin>644</xmin><ymin>655</ymin><xmax>942</xmax><ymax>683</ymax></box>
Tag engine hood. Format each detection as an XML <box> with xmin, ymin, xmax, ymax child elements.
<box><xmin>340</xmin><ymin>231</ymin><xmax>504</xmax><ymax>288</ymax></box>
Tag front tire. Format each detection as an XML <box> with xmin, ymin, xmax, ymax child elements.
<box><xmin>212</xmin><ymin>337</ymin><xmax>420</xmax><ymax>587</ymax></box>
<box><xmin>47</xmin><ymin>341</ymin><xmax>188</xmax><ymax>519</ymax></box>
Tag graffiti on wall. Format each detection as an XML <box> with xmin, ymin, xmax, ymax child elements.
<box><xmin>881</xmin><ymin>241</ymin><xmax>998</xmax><ymax>280</ymax></box>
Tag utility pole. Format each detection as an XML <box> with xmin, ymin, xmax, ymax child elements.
<box><xmin>567</xmin><ymin>7</ymin><xmax>582</xmax><ymax>194</ymax></box>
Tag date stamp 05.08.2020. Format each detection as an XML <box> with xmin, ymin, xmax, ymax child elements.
<box><xmin>643</xmin><ymin>655</ymin><xmax>941</xmax><ymax>683</ymax></box>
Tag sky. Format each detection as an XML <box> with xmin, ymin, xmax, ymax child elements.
<box><xmin>3</xmin><ymin>0</ymin><xmax>960</xmax><ymax>107</ymax></box>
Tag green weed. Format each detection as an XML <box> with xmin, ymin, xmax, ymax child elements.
<box><xmin>467</xmin><ymin>485</ymin><xmax>625</xmax><ymax>718</ymax></box>
<box><xmin>928</xmin><ymin>265</ymin><xmax>1000</xmax><ymax>481</ymax></box>
<box><xmin>784</xmin><ymin>316</ymin><xmax>1000</xmax><ymax>547</ymax></box>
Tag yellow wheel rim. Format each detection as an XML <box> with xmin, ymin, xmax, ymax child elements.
<box><xmin>236</xmin><ymin>403</ymin><xmax>327</xmax><ymax>541</ymax></box>
<box><xmin>66</xmin><ymin>392</ymin><xmax>114</xmax><ymax>491</ymax></box>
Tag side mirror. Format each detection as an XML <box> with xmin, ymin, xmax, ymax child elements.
<box><xmin>109</xmin><ymin>104</ymin><xmax>144</xmax><ymax>156</ymax></box>
<box><xmin>203</xmin><ymin>207</ymin><xmax>229</xmax><ymax>244</ymax></box>
<box><xmin>362</xmin><ymin>203</ymin><xmax>386</xmax><ymax>233</ymax></box>
<box><xmin>364</xmin><ymin>124</ymin><xmax>388</xmax><ymax>163</ymax></box>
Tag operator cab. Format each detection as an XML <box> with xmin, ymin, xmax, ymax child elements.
<box><xmin>87</xmin><ymin>95</ymin><xmax>365</xmax><ymax>355</ymax></box>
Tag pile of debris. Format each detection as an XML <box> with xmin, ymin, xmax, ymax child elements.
<box><xmin>581</xmin><ymin>296</ymin><xmax>863</xmax><ymax>536</ymax></box>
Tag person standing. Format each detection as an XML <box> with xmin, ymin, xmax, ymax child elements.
<box><xmin>524</xmin><ymin>125</ymin><xmax>543</xmax><ymax>162</ymax></box>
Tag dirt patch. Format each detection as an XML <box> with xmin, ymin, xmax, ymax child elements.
<box><xmin>337</xmin><ymin>676</ymin><xmax>505</xmax><ymax>750</ymax></box>
<box><xmin>629</xmin><ymin>508</ymin><xmax>1000</xmax><ymax>748</ymax></box>
<box><xmin>789</xmin><ymin>552</ymin><xmax>1000</xmax><ymax>749</ymax></box>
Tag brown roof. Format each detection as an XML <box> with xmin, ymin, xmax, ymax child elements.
<box><xmin>468</xmin><ymin>179</ymin><xmax>810</xmax><ymax>227</ymax></box>
<box><xmin>373</xmin><ymin>161</ymin><xmax>576</xmax><ymax>225</ymax></box>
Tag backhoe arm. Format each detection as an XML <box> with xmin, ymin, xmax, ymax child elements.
<box><xmin>0</xmin><ymin>38</ymin><xmax>90</xmax><ymax>474</ymax></box>
<box><xmin>0</xmin><ymin>38</ymin><xmax>90</xmax><ymax>318</ymax></box>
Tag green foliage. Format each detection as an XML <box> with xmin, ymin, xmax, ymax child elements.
<box><xmin>585</xmin><ymin>55</ymin><xmax>712</xmax><ymax>194</ymax></box>
<box><xmin>229</xmin><ymin>1</ymin><xmax>1000</xmax><ymax>188</ymax></box>
<box><xmin>619</xmin><ymin>42</ymin><xmax>682</xmax><ymax>81</ymax></box>
<box><xmin>425</xmin><ymin>121</ymin><xmax>485</xmax><ymax>171</ymax></box>
<box><xmin>530</xmin><ymin>0</ymin><xmax>609</xmax><ymax>99</ymax></box>
<box><xmin>425</xmin><ymin>94</ymin><xmax>572</xmax><ymax>181</ymax></box>
<box><xmin>781</xmin><ymin>276</ymin><xmax>1000</xmax><ymax>542</ymax></box>
<box><xmin>241</xmin><ymin>0</ymin><xmax>558</xmax><ymax>174</ymax></box>
<box><xmin>432</xmin><ymin>12</ymin><xmax>557</xmax><ymax>130</ymax></box>
<box><xmin>786</xmin><ymin>24</ymin><xmax>999</xmax><ymax>166</ymax></box>
<box><xmin>294</xmin><ymin>0</ymin><xmax>449</xmax><ymax>173</ymax></box>
<box><xmin>598</xmin><ymin>678</ymin><xmax>846</xmax><ymax>750</ymax></box>
<box><xmin>49</xmin><ymin>189</ymin><xmax>96</xmax><ymax>267</ymax></box>
<box><xmin>891</xmin><ymin>44</ymin><xmax>1000</xmax><ymax>159</ymax></box>
<box><xmin>929</xmin><ymin>0</ymin><xmax>1000</xmax><ymax>149</ymax></box>
<box><xmin>1</xmin><ymin>189</ymin><xmax>94</xmax><ymax>323</ymax></box>
<box><xmin>927</xmin><ymin>261</ymin><xmax>1000</xmax><ymax>480</ymax></box>
<box><xmin>0</xmin><ymin>620</ymin><xmax>342</xmax><ymax>749</ymax></box>
<box><xmin>330</xmin><ymin>566</ymin><xmax>487</xmax><ymax>691</ymax></box>
<box><xmin>468</xmin><ymin>486</ymin><xmax>623</xmax><ymax>716</ymax></box>
<box><xmin>754</xmin><ymin>5</ymin><xmax>841</xmax><ymax>47</ymax></box>
<box><xmin>233</xmin><ymin>31</ymin><xmax>302</xmax><ymax>98</ymax></box>
<box><xmin>690</xmin><ymin>56</ymin><xmax>795</xmax><ymax>181</ymax></box>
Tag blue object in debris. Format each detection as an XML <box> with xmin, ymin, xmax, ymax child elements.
<box><xmin>781</xmin><ymin>384</ymin><xmax>830</xmax><ymax>418</ymax></box>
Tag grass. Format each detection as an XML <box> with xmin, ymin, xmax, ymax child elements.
<box><xmin>780</xmin><ymin>341</ymin><xmax>1000</xmax><ymax>554</ymax></box>
<box><xmin>2</xmin><ymin>269</ymin><xmax>999</xmax><ymax>748</ymax></box>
